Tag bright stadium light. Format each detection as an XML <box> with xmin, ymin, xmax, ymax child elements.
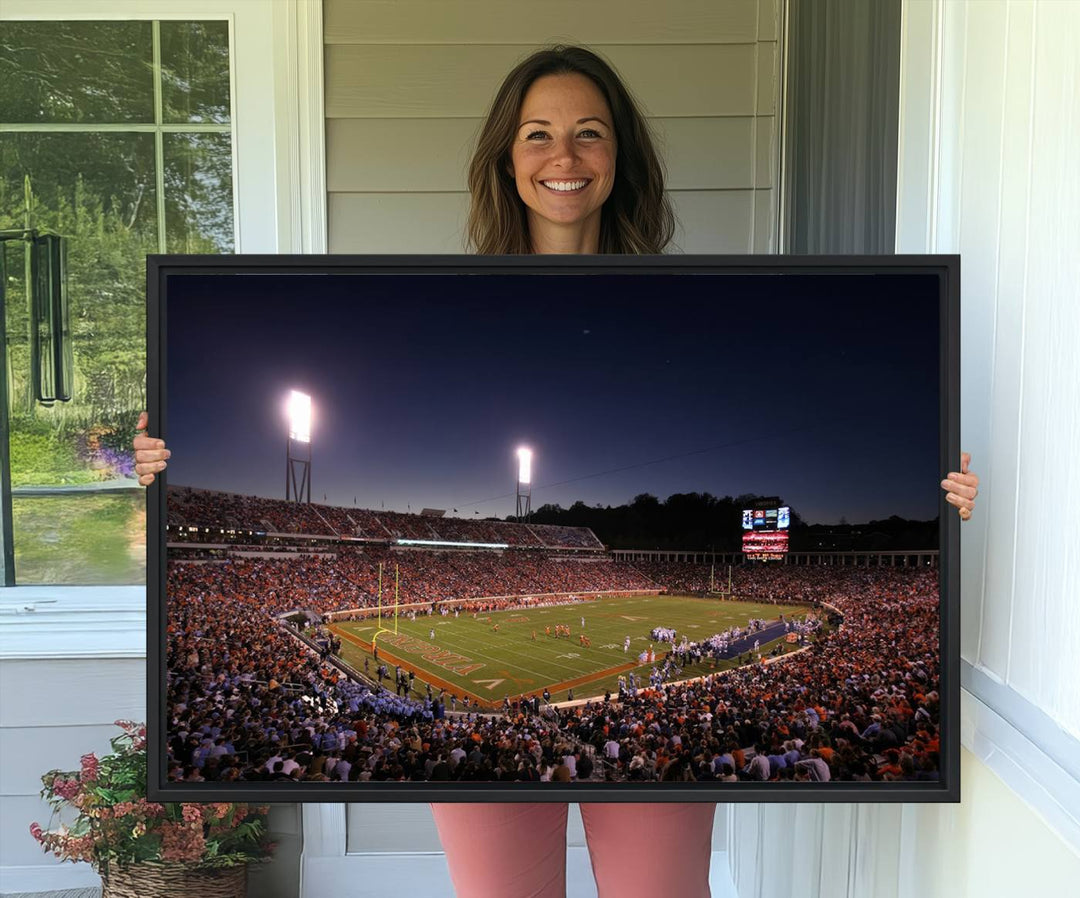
<box><xmin>517</xmin><ymin>447</ymin><xmax>532</xmax><ymax>484</ymax></box>
<box><xmin>286</xmin><ymin>389</ymin><xmax>312</xmax><ymax>503</ymax></box>
<box><xmin>288</xmin><ymin>390</ymin><xmax>311</xmax><ymax>443</ymax></box>
<box><xmin>516</xmin><ymin>446</ymin><xmax>533</xmax><ymax>522</ymax></box>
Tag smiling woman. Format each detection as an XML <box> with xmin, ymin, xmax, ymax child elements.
<box><xmin>509</xmin><ymin>73</ymin><xmax>617</xmax><ymax>253</ymax></box>
<box><xmin>466</xmin><ymin>45</ymin><xmax>674</xmax><ymax>255</ymax></box>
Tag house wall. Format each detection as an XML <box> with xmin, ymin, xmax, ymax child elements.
<box><xmin>323</xmin><ymin>0</ymin><xmax>782</xmax><ymax>254</ymax></box>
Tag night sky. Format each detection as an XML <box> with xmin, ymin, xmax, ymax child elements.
<box><xmin>164</xmin><ymin>270</ymin><xmax>941</xmax><ymax>525</ymax></box>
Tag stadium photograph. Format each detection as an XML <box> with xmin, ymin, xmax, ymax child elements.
<box><xmin>155</xmin><ymin>262</ymin><xmax>947</xmax><ymax>796</ymax></box>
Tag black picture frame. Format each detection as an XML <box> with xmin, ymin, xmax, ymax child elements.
<box><xmin>147</xmin><ymin>254</ymin><xmax>960</xmax><ymax>803</ymax></box>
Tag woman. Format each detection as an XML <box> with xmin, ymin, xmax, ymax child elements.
<box><xmin>135</xmin><ymin>45</ymin><xmax>979</xmax><ymax>898</ymax></box>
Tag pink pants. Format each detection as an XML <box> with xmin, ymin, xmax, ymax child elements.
<box><xmin>431</xmin><ymin>802</ymin><xmax>716</xmax><ymax>898</ymax></box>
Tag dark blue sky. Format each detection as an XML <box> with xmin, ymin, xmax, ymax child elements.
<box><xmin>165</xmin><ymin>270</ymin><xmax>940</xmax><ymax>525</ymax></box>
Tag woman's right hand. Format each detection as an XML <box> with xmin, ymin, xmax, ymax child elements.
<box><xmin>133</xmin><ymin>411</ymin><xmax>170</xmax><ymax>486</ymax></box>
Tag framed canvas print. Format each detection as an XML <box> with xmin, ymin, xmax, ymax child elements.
<box><xmin>147</xmin><ymin>254</ymin><xmax>960</xmax><ymax>802</ymax></box>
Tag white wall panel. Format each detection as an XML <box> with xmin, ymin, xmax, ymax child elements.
<box><xmin>0</xmin><ymin>724</ymin><xmax>123</xmax><ymax>797</ymax></box>
<box><xmin>954</xmin><ymin>0</ymin><xmax>1010</xmax><ymax>678</ymax></box>
<box><xmin>899</xmin><ymin>0</ymin><xmax>1080</xmax><ymax>736</ymax></box>
<box><xmin>329</xmin><ymin>192</ymin><xmax>469</xmax><ymax>253</ymax></box>
<box><xmin>326</xmin><ymin>44</ymin><xmax>759</xmax><ymax>119</ymax></box>
<box><xmin>326</xmin><ymin>117</ymin><xmax>765</xmax><ymax>193</ymax></box>
<box><xmin>345</xmin><ymin>802</ymin><xmax>444</xmax><ymax>853</ymax></box>
<box><xmin>669</xmin><ymin>190</ymin><xmax>756</xmax><ymax>253</ymax></box>
<box><xmin>0</xmin><ymin>659</ymin><xmax>145</xmax><ymax>728</ymax></box>
<box><xmin>325</xmin><ymin>0</ymin><xmax>761</xmax><ymax>46</ymax></box>
<box><xmin>1004</xmin><ymin>2</ymin><xmax>1080</xmax><ymax>728</ymax></box>
<box><xmin>323</xmin><ymin>0</ymin><xmax>781</xmax><ymax>267</ymax></box>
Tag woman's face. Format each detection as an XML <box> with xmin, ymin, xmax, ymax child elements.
<box><xmin>509</xmin><ymin>73</ymin><xmax>616</xmax><ymax>245</ymax></box>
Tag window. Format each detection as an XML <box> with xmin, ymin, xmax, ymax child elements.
<box><xmin>0</xmin><ymin>19</ymin><xmax>234</xmax><ymax>584</ymax></box>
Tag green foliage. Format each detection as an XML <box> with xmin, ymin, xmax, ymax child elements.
<box><xmin>8</xmin><ymin>427</ymin><xmax>92</xmax><ymax>485</ymax></box>
<box><xmin>31</xmin><ymin>722</ymin><xmax>274</xmax><ymax>873</ymax></box>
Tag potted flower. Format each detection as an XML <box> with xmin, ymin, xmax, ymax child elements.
<box><xmin>30</xmin><ymin>720</ymin><xmax>273</xmax><ymax>898</ymax></box>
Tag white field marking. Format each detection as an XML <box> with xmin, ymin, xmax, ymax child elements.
<box><xmin>473</xmin><ymin>678</ymin><xmax>506</xmax><ymax>690</ymax></box>
<box><xmin>556</xmin><ymin>653</ymin><xmax>581</xmax><ymax>660</ymax></box>
<box><xmin>620</xmin><ymin>615</ymin><xmax>645</xmax><ymax>621</ymax></box>
<box><xmin>392</xmin><ymin>614</ymin><xmax>589</xmax><ymax>677</ymax></box>
<box><xmin>634</xmin><ymin>636</ymin><xmax>648</xmax><ymax>642</ymax></box>
<box><xmin>480</xmin><ymin>637</ymin><xmax>594</xmax><ymax>677</ymax></box>
<box><xmin>417</xmin><ymin>629</ymin><xmax>584</xmax><ymax>681</ymax></box>
<box><xmin>398</xmin><ymin>637</ymin><xmax>557</xmax><ymax>683</ymax></box>
<box><xmin>599</xmin><ymin>644</ymin><xmax>619</xmax><ymax>650</ymax></box>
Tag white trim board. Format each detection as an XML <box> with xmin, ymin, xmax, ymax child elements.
<box><xmin>960</xmin><ymin>675</ymin><xmax>1080</xmax><ymax>854</ymax></box>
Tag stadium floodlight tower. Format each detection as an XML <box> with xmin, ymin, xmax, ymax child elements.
<box><xmin>286</xmin><ymin>389</ymin><xmax>312</xmax><ymax>504</ymax></box>
<box><xmin>516</xmin><ymin>446</ymin><xmax>532</xmax><ymax>522</ymax></box>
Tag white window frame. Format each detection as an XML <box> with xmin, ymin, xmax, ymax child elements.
<box><xmin>0</xmin><ymin>0</ymin><xmax>326</xmax><ymax>658</ymax></box>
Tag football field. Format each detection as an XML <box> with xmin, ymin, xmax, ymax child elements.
<box><xmin>328</xmin><ymin>595</ymin><xmax>816</xmax><ymax>708</ymax></box>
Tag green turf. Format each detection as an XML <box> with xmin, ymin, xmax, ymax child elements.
<box><xmin>329</xmin><ymin>595</ymin><xmax>816</xmax><ymax>707</ymax></box>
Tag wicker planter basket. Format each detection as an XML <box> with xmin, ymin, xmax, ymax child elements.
<box><xmin>101</xmin><ymin>862</ymin><xmax>247</xmax><ymax>898</ymax></box>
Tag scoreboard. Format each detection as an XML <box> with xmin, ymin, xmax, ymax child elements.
<box><xmin>741</xmin><ymin>504</ymin><xmax>790</xmax><ymax>560</ymax></box>
<box><xmin>741</xmin><ymin>506</ymin><xmax>790</xmax><ymax>531</ymax></box>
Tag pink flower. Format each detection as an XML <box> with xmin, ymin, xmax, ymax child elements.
<box><xmin>80</xmin><ymin>753</ymin><xmax>99</xmax><ymax>782</ymax></box>
<box><xmin>181</xmin><ymin>804</ymin><xmax>203</xmax><ymax>824</ymax></box>
<box><xmin>208</xmin><ymin>802</ymin><xmax>233</xmax><ymax>820</ymax></box>
<box><xmin>138</xmin><ymin>799</ymin><xmax>166</xmax><ymax>818</ymax></box>
<box><xmin>160</xmin><ymin>821</ymin><xmax>206</xmax><ymax>863</ymax></box>
<box><xmin>29</xmin><ymin>822</ymin><xmax>44</xmax><ymax>843</ymax></box>
<box><xmin>52</xmin><ymin>778</ymin><xmax>80</xmax><ymax>801</ymax></box>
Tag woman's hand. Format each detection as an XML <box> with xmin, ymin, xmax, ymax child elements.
<box><xmin>133</xmin><ymin>411</ymin><xmax>170</xmax><ymax>486</ymax></box>
<box><xmin>941</xmin><ymin>452</ymin><xmax>979</xmax><ymax>520</ymax></box>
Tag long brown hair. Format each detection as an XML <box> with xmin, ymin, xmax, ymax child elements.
<box><xmin>466</xmin><ymin>46</ymin><xmax>675</xmax><ymax>254</ymax></box>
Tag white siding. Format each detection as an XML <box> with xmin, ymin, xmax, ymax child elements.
<box><xmin>324</xmin><ymin>0</ymin><xmax>782</xmax><ymax>255</ymax></box>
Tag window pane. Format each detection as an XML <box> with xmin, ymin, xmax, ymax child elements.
<box><xmin>160</xmin><ymin>21</ymin><xmax>232</xmax><ymax>124</ymax></box>
<box><xmin>2</xmin><ymin>132</ymin><xmax>156</xmax><ymax>584</ymax></box>
<box><xmin>164</xmin><ymin>133</ymin><xmax>235</xmax><ymax>252</ymax></box>
<box><xmin>0</xmin><ymin>21</ymin><xmax>154</xmax><ymax>124</ymax></box>
<box><xmin>12</xmin><ymin>492</ymin><xmax>145</xmax><ymax>585</ymax></box>
<box><xmin>1</xmin><ymin>132</ymin><xmax>157</xmax><ymax>424</ymax></box>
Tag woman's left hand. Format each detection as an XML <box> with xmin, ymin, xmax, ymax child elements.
<box><xmin>941</xmin><ymin>452</ymin><xmax>979</xmax><ymax>520</ymax></box>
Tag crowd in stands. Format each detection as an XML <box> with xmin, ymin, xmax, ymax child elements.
<box><xmin>546</xmin><ymin>565</ymin><xmax>942</xmax><ymax>784</ymax></box>
<box><xmin>164</xmin><ymin>501</ymin><xmax>941</xmax><ymax>786</ymax></box>
<box><xmin>625</xmin><ymin>560</ymin><xmax>723</xmax><ymax>593</ymax></box>
<box><xmin>168</xmin><ymin>486</ymin><xmax>604</xmax><ymax>549</ymax></box>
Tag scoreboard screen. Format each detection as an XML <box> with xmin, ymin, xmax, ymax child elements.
<box><xmin>742</xmin><ymin>530</ymin><xmax>790</xmax><ymax>559</ymax></box>
<box><xmin>742</xmin><ymin>506</ymin><xmax>790</xmax><ymax>530</ymax></box>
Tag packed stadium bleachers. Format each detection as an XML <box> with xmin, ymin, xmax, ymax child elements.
<box><xmin>169</xmin><ymin>485</ymin><xmax>604</xmax><ymax>549</ymax></box>
<box><xmin>164</xmin><ymin>489</ymin><xmax>940</xmax><ymax>786</ymax></box>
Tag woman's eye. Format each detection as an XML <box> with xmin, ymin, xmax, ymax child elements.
<box><xmin>524</xmin><ymin>130</ymin><xmax>550</xmax><ymax>140</ymax></box>
<box><xmin>578</xmin><ymin>129</ymin><xmax>602</xmax><ymax>138</ymax></box>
